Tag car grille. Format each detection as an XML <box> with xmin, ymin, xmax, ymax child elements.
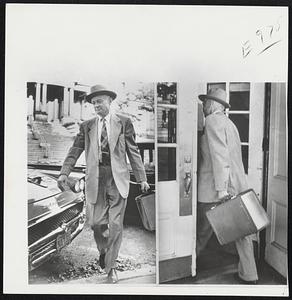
<box><xmin>28</xmin><ymin>202</ymin><xmax>84</xmax><ymax>246</ymax></box>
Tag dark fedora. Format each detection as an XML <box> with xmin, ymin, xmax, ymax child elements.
<box><xmin>198</xmin><ymin>88</ymin><xmax>231</xmax><ymax>109</ymax></box>
<box><xmin>86</xmin><ymin>84</ymin><xmax>117</xmax><ymax>103</ymax></box>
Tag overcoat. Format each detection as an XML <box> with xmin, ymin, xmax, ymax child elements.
<box><xmin>198</xmin><ymin>112</ymin><xmax>248</xmax><ymax>203</ymax></box>
<box><xmin>60</xmin><ymin>113</ymin><xmax>147</xmax><ymax>204</ymax></box>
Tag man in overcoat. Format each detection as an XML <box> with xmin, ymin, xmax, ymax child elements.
<box><xmin>196</xmin><ymin>87</ymin><xmax>258</xmax><ymax>284</ymax></box>
<box><xmin>58</xmin><ymin>84</ymin><xmax>149</xmax><ymax>283</ymax></box>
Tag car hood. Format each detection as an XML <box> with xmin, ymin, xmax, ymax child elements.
<box><xmin>28</xmin><ymin>169</ymin><xmax>84</xmax><ymax>224</ymax></box>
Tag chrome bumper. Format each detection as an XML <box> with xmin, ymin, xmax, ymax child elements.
<box><xmin>28</xmin><ymin>211</ymin><xmax>86</xmax><ymax>271</ymax></box>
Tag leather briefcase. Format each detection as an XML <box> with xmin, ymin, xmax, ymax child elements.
<box><xmin>206</xmin><ymin>189</ymin><xmax>270</xmax><ymax>245</ymax></box>
<box><xmin>135</xmin><ymin>191</ymin><xmax>155</xmax><ymax>231</ymax></box>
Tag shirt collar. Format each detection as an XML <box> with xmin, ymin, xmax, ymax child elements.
<box><xmin>212</xmin><ymin>110</ymin><xmax>223</xmax><ymax>115</ymax></box>
<box><xmin>99</xmin><ymin>113</ymin><xmax>110</xmax><ymax>123</ymax></box>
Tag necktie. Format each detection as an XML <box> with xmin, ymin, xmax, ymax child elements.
<box><xmin>100</xmin><ymin>118</ymin><xmax>110</xmax><ymax>164</ymax></box>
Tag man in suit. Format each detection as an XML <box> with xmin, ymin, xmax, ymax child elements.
<box><xmin>58</xmin><ymin>84</ymin><xmax>150</xmax><ymax>283</ymax></box>
<box><xmin>196</xmin><ymin>88</ymin><xmax>258</xmax><ymax>284</ymax></box>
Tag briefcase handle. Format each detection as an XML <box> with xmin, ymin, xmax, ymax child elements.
<box><xmin>210</xmin><ymin>193</ymin><xmax>234</xmax><ymax>210</ymax></box>
<box><xmin>218</xmin><ymin>194</ymin><xmax>233</xmax><ymax>203</ymax></box>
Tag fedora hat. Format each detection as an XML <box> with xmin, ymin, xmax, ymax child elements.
<box><xmin>86</xmin><ymin>84</ymin><xmax>117</xmax><ymax>103</ymax></box>
<box><xmin>198</xmin><ymin>88</ymin><xmax>231</xmax><ymax>109</ymax></box>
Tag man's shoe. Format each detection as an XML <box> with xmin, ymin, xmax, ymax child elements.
<box><xmin>99</xmin><ymin>252</ymin><xmax>106</xmax><ymax>269</ymax></box>
<box><xmin>107</xmin><ymin>268</ymin><xmax>118</xmax><ymax>284</ymax></box>
<box><xmin>234</xmin><ymin>274</ymin><xmax>258</xmax><ymax>285</ymax></box>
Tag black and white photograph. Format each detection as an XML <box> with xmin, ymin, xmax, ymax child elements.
<box><xmin>27</xmin><ymin>81</ymin><xmax>155</xmax><ymax>284</ymax></box>
<box><xmin>157</xmin><ymin>82</ymin><xmax>287</xmax><ymax>286</ymax></box>
<box><xmin>4</xmin><ymin>3</ymin><xmax>288</xmax><ymax>296</ymax></box>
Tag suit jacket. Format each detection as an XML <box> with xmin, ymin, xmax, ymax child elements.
<box><xmin>198</xmin><ymin>112</ymin><xmax>248</xmax><ymax>203</ymax></box>
<box><xmin>60</xmin><ymin>113</ymin><xmax>147</xmax><ymax>204</ymax></box>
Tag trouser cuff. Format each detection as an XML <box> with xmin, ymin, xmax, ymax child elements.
<box><xmin>105</xmin><ymin>262</ymin><xmax>117</xmax><ymax>274</ymax></box>
<box><xmin>239</xmin><ymin>272</ymin><xmax>258</xmax><ymax>281</ymax></box>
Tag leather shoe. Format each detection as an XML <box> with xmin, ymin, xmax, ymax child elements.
<box><xmin>99</xmin><ymin>252</ymin><xmax>106</xmax><ymax>269</ymax></box>
<box><xmin>107</xmin><ymin>268</ymin><xmax>118</xmax><ymax>284</ymax></box>
<box><xmin>234</xmin><ymin>274</ymin><xmax>258</xmax><ymax>285</ymax></box>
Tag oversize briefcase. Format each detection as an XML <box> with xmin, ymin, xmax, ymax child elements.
<box><xmin>206</xmin><ymin>189</ymin><xmax>270</xmax><ymax>245</ymax></box>
<box><xmin>135</xmin><ymin>191</ymin><xmax>155</xmax><ymax>231</ymax></box>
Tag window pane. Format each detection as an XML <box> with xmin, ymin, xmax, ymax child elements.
<box><xmin>229</xmin><ymin>91</ymin><xmax>250</xmax><ymax>111</ymax></box>
<box><xmin>241</xmin><ymin>145</ymin><xmax>249</xmax><ymax>174</ymax></box>
<box><xmin>157</xmin><ymin>82</ymin><xmax>177</xmax><ymax>104</ymax></box>
<box><xmin>158</xmin><ymin>148</ymin><xmax>176</xmax><ymax>181</ymax></box>
<box><xmin>229</xmin><ymin>82</ymin><xmax>250</xmax><ymax>92</ymax></box>
<box><xmin>157</xmin><ymin>106</ymin><xmax>176</xmax><ymax>143</ymax></box>
<box><xmin>229</xmin><ymin>114</ymin><xmax>249</xmax><ymax>143</ymax></box>
<box><xmin>207</xmin><ymin>82</ymin><xmax>226</xmax><ymax>91</ymax></box>
<box><xmin>229</xmin><ymin>83</ymin><xmax>250</xmax><ymax>111</ymax></box>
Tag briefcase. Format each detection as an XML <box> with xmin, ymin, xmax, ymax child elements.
<box><xmin>135</xmin><ymin>192</ymin><xmax>155</xmax><ymax>231</ymax></box>
<box><xmin>206</xmin><ymin>189</ymin><xmax>270</xmax><ymax>245</ymax></box>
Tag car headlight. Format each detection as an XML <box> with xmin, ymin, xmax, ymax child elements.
<box><xmin>74</xmin><ymin>181</ymin><xmax>80</xmax><ymax>192</ymax></box>
<box><xmin>79</xmin><ymin>179</ymin><xmax>85</xmax><ymax>191</ymax></box>
<box><xmin>73</xmin><ymin>179</ymin><xmax>85</xmax><ymax>193</ymax></box>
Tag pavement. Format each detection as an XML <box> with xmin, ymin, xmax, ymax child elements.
<box><xmin>64</xmin><ymin>265</ymin><xmax>156</xmax><ymax>284</ymax></box>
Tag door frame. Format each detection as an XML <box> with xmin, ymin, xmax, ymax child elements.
<box><xmin>263</xmin><ymin>82</ymin><xmax>288</xmax><ymax>278</ymax></box>
<box><xmin>259</xmin><ymin>83</ymin><xmax>271</xmax><ymax>262</ymax></box>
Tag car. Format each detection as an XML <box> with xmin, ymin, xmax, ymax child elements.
<box><xmin>27</xmin><ymin>165</ymin><xmax>86</xmax><ymax>271</ymax></box>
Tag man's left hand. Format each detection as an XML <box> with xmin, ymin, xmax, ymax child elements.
<box><xmin>140</xmin><ymin>181</ymin><xmax>150</xmax><ymax>193</ymax></box>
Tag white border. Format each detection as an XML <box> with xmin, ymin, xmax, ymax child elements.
<box><xmin>4</xmin><ymin>4</ymin><xmax>289</xmax><ymax>296</ymax></box>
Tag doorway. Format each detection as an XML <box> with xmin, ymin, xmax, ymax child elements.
<box><xmin>158</xmin><ymin>81</ymin><xmax>287</xmax><ymax>284</ymax></box>
<box><xmin>194</xmin><ymin>82</ymin><xmax>266</xmax><ymax>280</ymax></box>
<box><xmin>194</xmin><ymin>82</ymin><xmax>287</xmax><ymax>282</ymax></box>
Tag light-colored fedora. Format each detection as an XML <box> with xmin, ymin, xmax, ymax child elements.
<box><xmin>198</xmin><ymin>88</ymin><xmax>231</xmax><ymax>109</ymax></box>
<box><xmin>86</xmin><ymin>84</ymin><xmax>117</xmax><ymax>103</ymax></box>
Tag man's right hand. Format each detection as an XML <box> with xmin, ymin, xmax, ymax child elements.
<box><xmin>57</xmin><ymin>174</ymin><xmax>69</xmax><ymax>191</ymax></box>
<box><xmin>218</xmin><ymin>190</ymin><xmax>229</xmax><ymax>199</ymax></box>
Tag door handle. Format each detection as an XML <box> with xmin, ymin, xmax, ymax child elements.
<box><xmin>184</xmin><ymin>171</ymin><xmax>192</xmax><ymax>196</ymax></box>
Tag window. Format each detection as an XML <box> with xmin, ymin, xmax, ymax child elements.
<box><xmin>229</xmin><ymin>114</ymin><xmax>249</xmax><ymax>143</ymax></box>
<box><xmin>157</xmin><ymin>82</ymin><xmax>177</xmax><ymax>104</ymax></box>
<box><xmin>158</xmin><ymin>148</ymin><xmax>176</xmax><ymax>181</ymax></box>
<box><xmin>229</xmin><ymin>83</ymin><xmax>250</xmax><ymax>110</ymax></box>
<box><xmin>156</xmin><ymin>82</ymin><xmax>177</xmax><ymax>181</ymax></box>
<box><xmin>157</xmin><ymin>106</ymin><xmax>176</xmax><ymax>143</ymax></box>
<box><xmin>207</xmin><ymin>82</ymin><xmax>226</xmax><ymax>92</ymax></box>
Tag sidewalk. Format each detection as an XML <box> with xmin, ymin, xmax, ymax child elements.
<box><xmin>63</xmin><ymin>265</ymin><xmax>156</xmax><ymax>284</ymax></box>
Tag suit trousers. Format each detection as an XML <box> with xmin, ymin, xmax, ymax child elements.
<box><xmin>196</xmin><ymin>202</ymin><xmax>258</xmax><ymax>281</ymax></box>
<box><xmin>86</xmin><ymin>165</ymin><xmax>127</xmax><ymax>274</ymax></box>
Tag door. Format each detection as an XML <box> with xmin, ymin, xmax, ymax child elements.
<box><xmin>265</xmin><ymin>83</ymin><xmax>287</xmax><ymax>278</ymax></box>
<box><xmin>157</xmin><ymin>82</ymin><xmax>197</xmax><ymax>282</ymax></box>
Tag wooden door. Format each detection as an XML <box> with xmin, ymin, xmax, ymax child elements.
<box><xmin>265</xmin><ymin>83</ymin><xmax>287</xmax><ymax>277</ymax></box>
